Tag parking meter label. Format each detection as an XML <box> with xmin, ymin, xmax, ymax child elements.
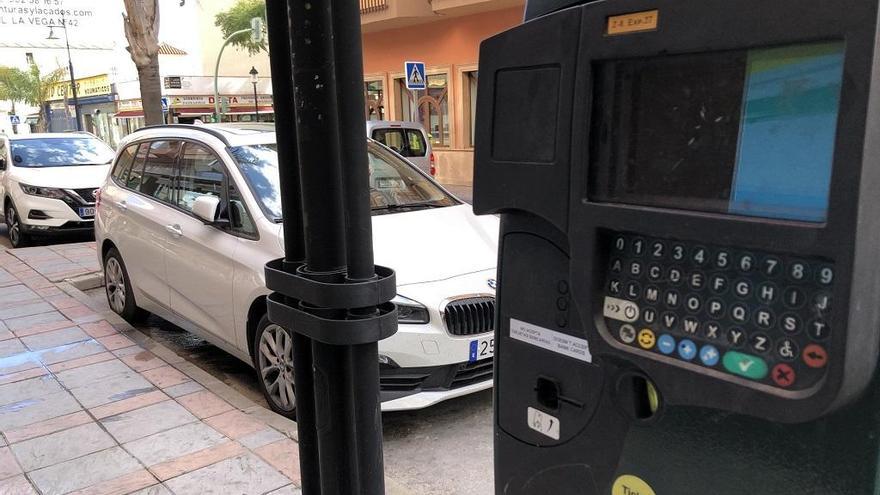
<box><xmin>604</xmin><ymin>296</ymin><xmax>640</xmax><ymax>323</ymax></box>
<box><xmin>612</xmin><ymin>474</ymin><xmax>656</xmax><ymax>495</ymax></box>
<box><xmin>510</xmin><ymin>318</ymin><xmax>592</xmax><ymax>363</ymax></box>
<box><xmin>527</xmin><ymin>407</ymin><xmax>560</xmax><ymax>440</ymax></box>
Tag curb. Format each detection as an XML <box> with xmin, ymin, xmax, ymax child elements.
<box><xmin>57</xmin><ymin>281</ymin><xmax>415</xmax><ymax>495</ymax></box>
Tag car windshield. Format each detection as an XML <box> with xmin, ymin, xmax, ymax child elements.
<box><xmin>10</xmin><ymin>137</ymin><xmax>115</xmax><ymax>168</ymax></box>
<box><xmin>229</xmin><ymin>141</ymin><xmax>458</xmax><ymax>221</ymax></box>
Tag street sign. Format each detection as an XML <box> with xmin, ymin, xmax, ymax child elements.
<box><xmin>160</xmin><ymin>97</ymin><xmax>169</xmax><ymax>111</ymax></box>
<box><xmin>163</xmin><ymin>77</ymin><xmax>182</xmax><ymax>89</ymax></box>
<box><xmin>8</xmin><ymin>115</ymin><xmax>20</xmax><ymax>125</ymax></box>
<box><xmin>405</xmin><ymin>61</ymin><xmax>426</xmax><ymax>90</ymax></box>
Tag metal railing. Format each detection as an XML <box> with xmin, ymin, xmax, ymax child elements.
<box><xmin>360</xmin><ymin>0</ymin><xmax>388</xmax><ymax>14</ymax></box>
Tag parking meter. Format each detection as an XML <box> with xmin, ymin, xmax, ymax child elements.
<box><xmin>474</xmin><ymin>0</ymin><xmax>880</xmax><ymax>493</ymax></box>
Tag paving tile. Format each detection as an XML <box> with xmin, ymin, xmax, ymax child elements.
<box><xmin>10</xmin><ymin>422</ymin><xmax>116</xmax><ymax>471</ymax></box>
<box><xmin>28</xmin><ymin>446</ymin><xmax>142</xmax><ymax>495</ymax></box>
<box><xmin>68</xmin><ymin>371</ymin><xmax>156</xmax><ymax>408</ymax></box>
<box><xmin>49</xmin><ymin>297</ymin><xmax>81</xmax><ymax>310</ymax></box>
<box><xmin>0</xmin><ymin>446</ymin><xmax>22</xmax><ymax>480</ymax></box>
<box><xmin>34</xmin><ymin>287</ymin><xmax>64</xmax><ymax>298</ymax></box>
<box><xmin>120</xmin><ymin>350</ymin><xmax>165</xmax><ymax>372</ymax></box>
<box><xmin>7</xmin><ymin>311</ymin><xmax>70</xmax><ymax>335</ymax></box>
<box><xmin>90</xmin><ymin>391</ymin><xmax>168</xmax><ymax>420</ymax></box>
<box><xmin>80</xmin><ymin>321</ymin><xmax>118</xmax><ymax>339</ymax></box>
<box><xmin>13</xmin><ymin>318</ymin><xmax>75</xmax><ymax>338</ymax></box>
<box><xmin>254</xmin><ymin>439</ymin><xmax>301</xmax><ymax>483</ymax></box>
<box><xmin>124</xmin><ymin>422</ymin><xmax>226</xmax><ymax>467</ymax></box>
<box><xmin>0</xmin><ymin>339</ymin><xmax>25</xmax><ymax>359</ymax></box>
<box><xmin>267</xmin><ymin>486</ymin><xmax>303</xmax><ymax>495</ymax></box>
<box><xmin>111</xmin><ymin>345</ymin><xmax>144</xmax><ymax>358</ymax></box>
<box><xmin>238</xmin><ymin>428</ymin><xmax>287</xmax><ymax>450</ymax></box>
<box><xmin>46</xmin><ymin>351</ymin><xmax>115</xmax><ymax>373</ymax></box>
<box><xmin>162</xmin><ymin>381</ymin><xmax>204</xmax><ymax>398</ymax></box>
<box><xmin>101</xmin><ymin>400</ymin><xmax>197</xmax><ymax>443</ymax></box>
<box><xmin>0</xmin><ymin>366</ymin><xmax>48</xmax><ymax>386</ymax></box>
<box><xmin>126</xmin><ymin>484</ymin><xmax>172</xmax><ymax>495</ymax></box>
<box><xmin>0</xmin><ymin>391</ymin><xmax>82</xmax><ymax>431</ymax></box>
<box><xmin>4</xmin><ymin>411</ymin><xmax>92</xmax><ymax>444</ymax></box>
<box><xmin>20</xmin><ymin>326</ymin><xmax>89</xmax><ymax>351</ymax></box>
<box><xmin>95</xmin><ymin>334</ymin><xmax>134</xmax><ymax>351</ymax></box>
<box><xmin>60</xmin><ymin>305</ymin><xmax>99</xmax><ymax>321</ymax></box>
<box><xmin>67</xmin><ymin>469</ymin><xmax>157</xmax><ymax>495</ymax></box>
<box><xmin>37</xmin><ymin>340</ymin><xmax>105</xmax><ymax>365</ymax></box>
<box><xmin>204</xmin><ymin>410</ymin><xmax>266</xmax><ymax>440</ymax></box>
<box><xmin>0</xmin><ymin>375</ymin><xmax>62</xmax><ymax>406</ymax></box>
<box><xmin>0</xmin><ymin>475</ymin><xmax>37</xmax><ymax>494</ymax></box>
<box><xmin>141</xmin><ymin>366</ymin><xmax>190</xmax><ymax>389</ymax></box>
<box><xmin>163</xmin><ymin>453</ymin><xmax>290</xmax><ymax>495</ymax></box>
<box><xmin>0</xmin><ymin>302</ymin><xmax>54</xmax><ymax>321</ymax></box>
<box><xmin>176</xmin><ymin>391</ymin><xmax>234</xmax><ymax>420</ymax></box>
<box><xmin>148</xmin><ymin>441</ymin><xmax>245</xmax><ymax>481</ymax></box>
<box><xmin>55</xmin><ymin>359</ymin><xmax>132</xmax><ymax>389</ymax></box>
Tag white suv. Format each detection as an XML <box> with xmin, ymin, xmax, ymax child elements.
<box><xmin>0</xmin><ymin>132</ymin><xmax>115</xmax><ymax>247</ymax></box>
<box><xmin>95</xmin><ymin>124</ymin><xmax>498</xmax><ymax>416</ymax></box>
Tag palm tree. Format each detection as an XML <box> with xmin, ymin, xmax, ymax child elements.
<box><xmin>0</xmin><ymin>65</ymin><xmax>62</xmax><ymax>132</ymax></box>
<box><xmin>122</xmin><ymin>0</ymin><xmax>163</xmax><ymax>126</ymax></box>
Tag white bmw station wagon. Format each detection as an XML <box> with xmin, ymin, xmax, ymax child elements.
<box><xmin>95</xmin><ymin>124</ymin><xmax>498</xmax><ymax>417</ymax></box>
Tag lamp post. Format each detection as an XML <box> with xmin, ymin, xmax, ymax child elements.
<box><xmin>249</xmin><ymin>66</ymin><xmax>259</xmax><ymax>121</ymax></box>
<box><xmin>47</xmin><ymin>14</ymin><xmax>82</xmax><ymax>132</ymax></box>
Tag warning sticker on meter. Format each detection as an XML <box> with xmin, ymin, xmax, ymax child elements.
<box><xmin>527</xmin><ymin>407</ymin><xmax>560</xmax><ymax>440</ymax></box>
<box><xmin>510</xmin><ymin>318</ymin><xmax>592</xmax><ymax>363</ymax></box>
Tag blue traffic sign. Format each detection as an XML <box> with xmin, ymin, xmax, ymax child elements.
<box><xmin>404</xmin><ymin>61</ymin><xmax>426</xmax><ymax>90</ymax></box>
<box><xmin>160</xmin><ymin>97</ymin><xmax>169</xmax><ymax>111</ymax></box>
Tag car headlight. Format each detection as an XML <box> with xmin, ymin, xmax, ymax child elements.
<box><xmin>20</xmin><ymin>183</ymin><xmax>67</xmax><ymax>199</ymax></box>
<box><xmin>392</xmin><ymin>295</ymin><xmax>430</xmax><ymax>324</ymax></box>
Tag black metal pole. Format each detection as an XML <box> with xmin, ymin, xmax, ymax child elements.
<box><xmin>253</xmin><ymin>82</ymin><xmax>259</xmax><ymax>121</ymax></box>
<box><xmin>62</xmin><ymin>15</ymin><xmax>82</xmax><ymax>132</ymax></box>
<box><xmin>265</xmin><ymin>3</ymin><xmax>320</xmax><ymax>495</ymax></box>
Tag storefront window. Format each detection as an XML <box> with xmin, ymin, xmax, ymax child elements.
<box><xmin>365</xmin><ymin>80</ymin><xmax>385</xmax><ymax>121</ymax></box>
<box><xmin>466</xmin><ymin>71</ymin><xmax>478</xmax><ymax>147</ymax></box>
<box><xmin>397</xmin><ymin>73</ymin><xmax>449</xmax><ymax>147</ymax></box>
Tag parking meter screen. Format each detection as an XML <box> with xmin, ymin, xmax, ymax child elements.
<box><xmin>589</xmin><ymin>42</ymin><xmax>845</xmax><ymax>222</ymax></box>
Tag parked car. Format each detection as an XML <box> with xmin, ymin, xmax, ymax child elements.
<box><xmin>0</xmin><ymin>132</ymin><xmax>115</xmax><ymax>247</ymax></box>
<box><xmin>95</xmin><ymin>124</ymin><xmax>497</xmax><ymax>417</ymax></box>
<box><xmin>366</xmin><ymin>121</ymin><xmax>435</xmax><ymax>176</ymax></box>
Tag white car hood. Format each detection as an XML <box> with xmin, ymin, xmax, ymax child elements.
<box><xmin>11</xmin><ymin>164</ymin><xmax>112</xmax><ymax>189</ymax></box>
<box><xmin>277</xmin><ymin>204</ymin><xmax>499</xmax><ymax>286</ymax></box>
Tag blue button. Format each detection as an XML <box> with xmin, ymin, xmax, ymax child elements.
<box><xmin>699</xmin><ymin>345</ymin><xmax>721</xmax><ymax>366</ymax></box>
<box><xmin>677</xmin><ymin>339</ymin><xmax>697</xmax><ymax>361</ymax></box>
<box><xmin>657</xmin><ymin>334</ymin><xmax>676</xmax><ymax>355</ymax></box>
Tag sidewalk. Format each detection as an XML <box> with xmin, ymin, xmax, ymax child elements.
<box><xmin>0</xmin><ymin>247</ymin><xmax>304</xmax><ymax>495</ymax></box>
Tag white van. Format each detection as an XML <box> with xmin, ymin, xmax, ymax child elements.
<box><xmin>366</xmin><ymin>121</ymin><xmax>434</xmax><ymax>175</ymax></box>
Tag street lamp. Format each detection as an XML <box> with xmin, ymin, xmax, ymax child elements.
<box><xmin>249</xmin><ymin>66</ymin><xmax>259</xmax><ymax>122</ymax></box>
<box><xmin>47</xmin><ymin>14</ymin><xmax>82</xmax><ymax>132</ymax></box>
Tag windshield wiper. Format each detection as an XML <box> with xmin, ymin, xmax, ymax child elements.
<box><xmin>372</xmin><ymin>202</ymin><xmax>445</xmax><ymax>212</ymax></box>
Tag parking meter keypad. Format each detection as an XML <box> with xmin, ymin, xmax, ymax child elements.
<box><xmin>603</xmin><ymin>232</ymin><xmax>833</xmax><ymax>392</ymax></box>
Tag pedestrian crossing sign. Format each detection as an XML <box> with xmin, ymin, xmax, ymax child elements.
<box><xmin>405</xmin><ymin>61</ymin><xmax>427</xmax><ymax>90</ymax></box>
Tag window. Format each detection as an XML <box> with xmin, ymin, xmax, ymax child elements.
<box><xmin>397</xmin><ymin>73</ymin><xmax>449</xmax><ymax>147</ymax></box>
<box><xmin>9</xmin><ymin>137</ymin><xmax>115</xmax><ymax>167</ymax></box>
<box><xmin>126</xmin><ymin>144</ymin><xmax>148</xmax><ymax>191</ymax></box>
<box><xmin>371</xmin><ymin>128</ymin><xmax>427</xmax><ymax>158</ymax></box>
<box><xmin>365</xmin><ymin>80</ymin><xmax>385</xmax><ymax>121</ymax></box>
<box><xmin>175</xmin><ymin>143</ymin><xmax>226</xmax><ymax>213</ymax></box>
<box><xmin>464</xmin><ymin>71</ymin><xmax>478</xmax><ymax>147</ymax></box>
<box><xmin>140</xmin><ymin>141</ymin><xmax>179</xmax><ymax>203</ymax></box>
<box><xmin>111</xmin><ymin>144</ymin><xmax>139</xmax><ymax>182</ymax></box>
<box><xmin>25</xmin><ymin>53</ymin><xmax>34</xmax><ymax>65</ymax></box>
<box><xmin>228</xmin><ymin>180</ymin><xmax>256</xmax><ymax>237</ymax></box>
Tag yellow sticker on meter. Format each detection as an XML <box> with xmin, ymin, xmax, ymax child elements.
<box><xmin>612</xmin><ymin>474</ymin><xmax>656</xmax><ymax>495</ymax></box>
<box><xmin>607</xmin><ymin>10</ymin><xmax>659</xmax><ymax>35</ymax></box>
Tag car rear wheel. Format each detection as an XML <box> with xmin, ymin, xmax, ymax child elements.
<box><xmin>253</xmin><ymin>314</ymin><xmax>296</xmax><ymax>418</ymax></box>
<box><xmin>103</xmin><ymin>248</ymin><xmax>147</xmax><ymax>323</ymax></box>
<box><xmin>5</xmin><ymin>203</ymin><xmax>29</xmax><ymax>248</ymax></box>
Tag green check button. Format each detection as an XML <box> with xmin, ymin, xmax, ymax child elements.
<box><xmin>723</xmin><ymin>351</ymin><xmax>769</xmax><ymax>380</ymax></box>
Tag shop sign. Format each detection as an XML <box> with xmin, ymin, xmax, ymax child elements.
<box><xmin>47</xmin><ymin>74</ymin><xmax>111</xmax><ymax>101</ymax></box>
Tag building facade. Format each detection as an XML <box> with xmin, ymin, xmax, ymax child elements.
<box><xmin>360</xmin><ymin>0</ymin><xmax>525</xmax><ymax>186</ymax></box>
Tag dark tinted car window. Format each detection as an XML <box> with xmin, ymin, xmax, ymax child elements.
<box><xmin>140</xmin><ymin>141</ymin><xmax>179</xmax><ymax>203</ymax></box>
<box><xmin>126</xmin><ymin>144</ymin><xmax>148</xmax><ymax>191</ymax></box>
<box><xmin>372</xmin><ymin>128</ymin><xmax>427</xmax><ymax>157</ymax></box>
<box><xmin>9</xmin><ymin>137</ymin><xmax>114</xmax><ymax>167</ymax></box>
<box><xmin>176</xmin><ymin>143</ymin><xmax>226</xmax><ymax>213</ymax></box>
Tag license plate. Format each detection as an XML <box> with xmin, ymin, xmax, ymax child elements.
<box><xmin>469</xmin><ymin>336</ymin><xmax>495</xmax><ymax>362</ymax></box>
<box><xmin>78</xmin><ymin>207</ymin><xmax>95</xmax><ymax>218</ymax></box>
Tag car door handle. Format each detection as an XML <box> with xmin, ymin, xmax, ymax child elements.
<box><xmin>114</xmin><ymin>200</ymin><xmax>127</xmax><ymax>211</ymax></box>
<box><xmin>165</xmin><ymin>224</ymin><xmax>183</xmax><ymax>237</ymax></box>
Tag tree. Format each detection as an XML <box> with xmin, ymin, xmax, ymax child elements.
<box><xmin>215</xmin><ymin>0</ymin><xmax>267</xmax><ymax>55</ymax></box>
<box><xmin>122</xmin><ymin>0</ymin><xmax>163</xmax><ymax>125</ymax></box>
<box><xmin>0</xmin><ymin>65</ymin><xmax>62</xmax><ymax>132</ymax></box>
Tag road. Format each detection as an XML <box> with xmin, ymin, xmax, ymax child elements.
<box><xmin>82</xmin><ymin>288</ymin><xmax>495</xmax><ymax>495</ymax></box>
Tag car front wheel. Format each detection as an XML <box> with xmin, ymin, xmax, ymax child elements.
<box><xmin>103</xmin><ymin>248</ymin><xmax>147</xmax><ymax>323</ymax></box>
<box><xmin>253</xmin><ymin>314</ymin><xmax>296</xmax><ymax>418</ymax></box>
<box><xmin>5</xmin><ymin>203</ymin><xmax>29</xmax><ymax>248</ymax></box>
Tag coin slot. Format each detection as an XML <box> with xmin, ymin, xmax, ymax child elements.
<box><xmin>536</xmin><ymin>376</ymin><xmax>560</xmax><ymax>410</ymax></box>
<box><xmin>616</xmin><ymin>373</ymin><xmax>661</xmax><ymax>421</ymax></box>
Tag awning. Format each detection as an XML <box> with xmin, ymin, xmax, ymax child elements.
<box><xmin>174</xmin><ymin>106</ymin><xmax>274</xmax><ymax>117</ymax></box>
<box><xmin>114</xmin><ymin>110</ymin><xmax>143</xmax><ymax>118</ymax></box>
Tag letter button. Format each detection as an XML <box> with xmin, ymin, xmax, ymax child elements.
<box><xmin>706</xmin><ymin>298</ymin><xmax>725</xmax><ymax>319</ymax></box>
<box><xmin>733</xmin><ymin>279</ymin><xmax>752</xmax><ymax>299</ymax></box>
<box><xmin>808</xmin><ymin>319</ymin><xmax>830</xmax><ymax>340</ymax></box>
<box><xmin>727</xmin><ymin>327</ymin><xmax>747</xmax><ymax>347</ymax></box>
<box><xmin>661</xmin><ymin>312</ymin><xmax>678</xmax><ymax>331</ymax></box>
<box><xmin>664</xmin><ymin>290</ymin><xmax>681</xmax><ymax>309</ymax></box>
<box><xmin>685</xmin><ymin>294</ymin><xmax>702</xmax><ymax>313</ymax></box>
<box><xmin>668</xmin><ymin>268</ymin><xmax>683</xmax><ymax>285</ymax></box>
<box><xmin>749</xmin><ymin>332</ymin><xmax>771</xmax><ymax>353</ymax></box>
<box><xmin>730</xmin><ymin>303</ymin><xmax>749</xmax><ymax>324</ymax></box>
<box><xmin>689</xmin><ymin>271</ymin><xmax>706</xmax><ymax>290</ymax></box>
<box><xmin>603</xmin><ymin>297</ymin><xmax>640</xmax><ymax>323</ymax></box>
<box><xmin>610</xmin><ymin>258</ymin><xmax>624</xmax><ymax>273</ymax></box>
<box><xmin>780</xmin><ymin>313</ymin><xmax>802</xmax><ymax>335</ymax></box>
<box><xmin>754</xmin><ymin>308</ymin><xmax>774</xmax><ymax>329</ymax></box>
<box><xmin>813</xmin><ymin>292</ymin><xmax>832</xmax><ymax>313</ymax></box>
<box><xmin>609</xmin><ymin>279</ymin><xmax>622</xmax><ymax>296</ymax></box>
<box><xmin>647</xmin><ymin>263</ymin><xmax>663</xmax><ymax>281</ymax></box>
<box><xmin>783</xmin><ymin>287</ymin><xmax>806</xmax><ymax>309</ymax></box>
<box><xmin>723</xmin><ymin>351</ymin><xmax>769</xmax><ymax>380</ymax></box>
<box><xmin>710</xmin><ymin>274</ymin><xmax>729</xmax><ymax>294</ymax></box>
<box><xmin>625</xmin><ymin>281</ymin><xmax>642</xmax><ymax>301</ymax></box>
<box><xmin>757</xmin><ymin>282</ymin><xmax>778</xmax><ymax>304</ymax></box>
<box><xmin>629</xmin><ymin>261</ymin><xmax>643</xmax><ymax>278</ymax></box>
<box><xmin>703</xmin><ymin>321</ymin><xmax>722</xmax><ymax>340</ymax></box>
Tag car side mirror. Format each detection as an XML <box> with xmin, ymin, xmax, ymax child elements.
<box><xmin>192</xmin><ymin>195</ymin><xmax>226</xmax><ymax>225</ymax></box>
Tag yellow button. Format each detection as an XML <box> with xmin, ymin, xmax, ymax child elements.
<box><xmin>612</xmin><ymin>474</ymin><xmax>656</xmax><ymax>495</ymax></box>
<box><xmin>637</xmin><ymin>329</ymin><xmax>655</xmax><ymax>349</ymax></box>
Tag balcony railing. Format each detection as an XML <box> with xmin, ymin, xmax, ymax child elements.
<box><xmin>360</xmin><ymin>0</ymin><xmax>388</xmax><ymax>14</ymax></box>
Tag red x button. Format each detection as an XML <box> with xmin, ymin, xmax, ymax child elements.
<box><xmin>803</xmin><ymin>344</ymin><xmax>828</xmax><ymax>369</ymax></box>
<box><xmin>772</xmin><ymin>363</ymin><xmax>796</xmax><ymax>388</ymax></box>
